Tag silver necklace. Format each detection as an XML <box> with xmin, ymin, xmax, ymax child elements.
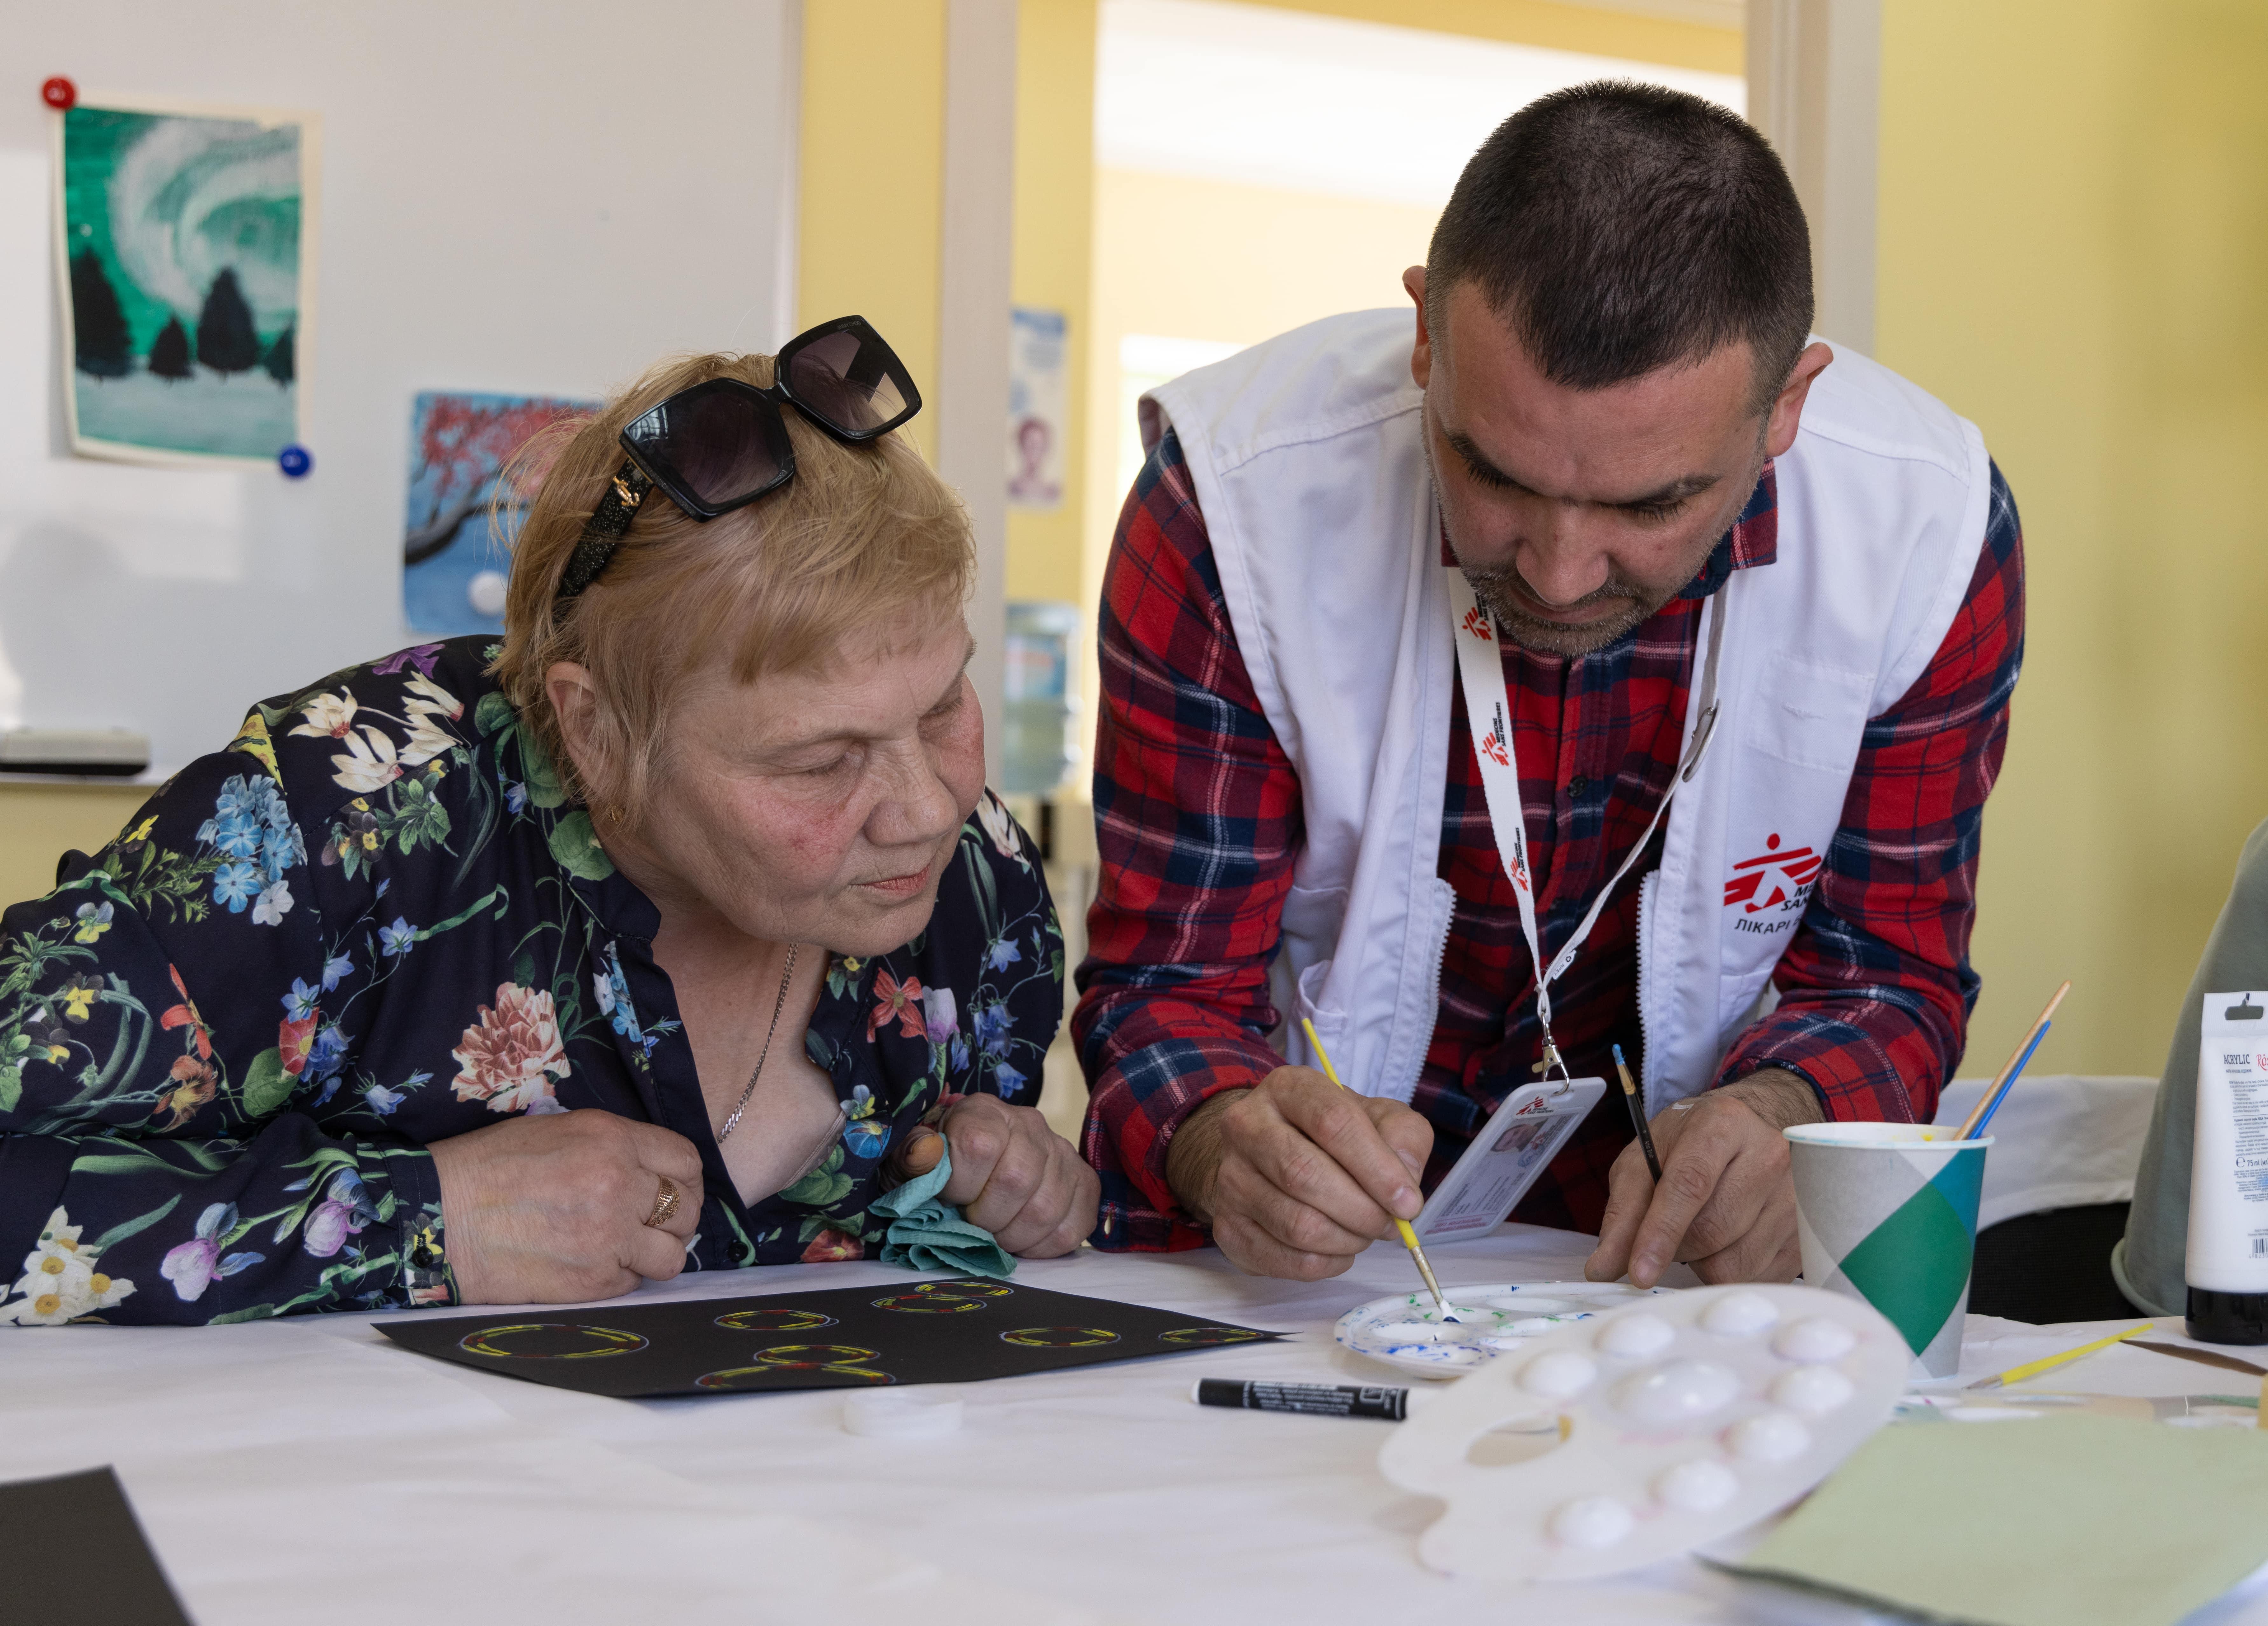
<box><xmin>714</xmin><ymin>942</ymin><xmax>801</xmax><ymax>1145</ymax></box>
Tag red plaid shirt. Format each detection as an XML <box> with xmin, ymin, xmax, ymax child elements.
<box><xmin>1075</xmin><ymin>429</ymin><xmax>2026</xmax><ymax>1251</ymax></box>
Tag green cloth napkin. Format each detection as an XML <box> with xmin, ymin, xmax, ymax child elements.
<box><xmin>870</xmin><ymin>1150</ymin><xmax>1015</xmax><ymax>1278</ymax></box>
<box><xmin>1723</xmin><ymin>1413</ymin><xmax>2268</xmax><ymax>1626</ymax></box>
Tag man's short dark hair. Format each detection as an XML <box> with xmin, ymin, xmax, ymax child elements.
<box><xmin>1426</xmin><ymin>81</ymin><xmax>1812</xmax><ymax>412</ymax></box>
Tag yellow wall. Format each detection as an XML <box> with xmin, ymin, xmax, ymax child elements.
<box><xmin>0</xmin><ymin>784</ymin><xmax>148</xmax><ymax>910</ymax></box>
<box><xmin>797</xmin><ymin>0</ymin><xmax>948</xmax><ymax>464</ymax></box>
<box><xmin>1005</xmin><ymin>0</ymin><xmax>1098</xmax><ymax>606</ymax></box>
<box><xmin>1876</xmin><ymin>0</ymin><xmax>2268</xmax><ymax>1076</ymax></box>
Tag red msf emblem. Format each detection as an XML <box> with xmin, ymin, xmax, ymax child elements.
<box><xmin>1479</xmin><ymin>727</ymin><xmax>1509</xmax><ymax>767</ymax></box>
<box><xmin>1461</xmin><ymin>606</ymin><xmax>1492</xmax><ymax>641</ymax></box>
<box><xmin>1723</xmin><ymin>833</ymin><xmax>1822</xmax><ymax>912</ymax></box>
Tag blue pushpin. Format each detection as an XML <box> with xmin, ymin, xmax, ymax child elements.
<box><xmin>278</xmin><ymin>444</ymin><xmax>313</xmax><ymax>478</ymax></box>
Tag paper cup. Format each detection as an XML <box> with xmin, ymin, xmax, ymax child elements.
<box><xmin>1783</xmin><ymin>1123</ymin><xmax>1991</xmax><ymax>1380</ymax></box>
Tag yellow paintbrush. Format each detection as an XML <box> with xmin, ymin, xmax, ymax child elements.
<box><xmin>1965</xmin><ymin>1321</ymin><xmax>2156</xmax><ymax>1391</ymax></box>
<box><xmin>1300</xmin><ymin>1019</ymin><xmax>1451</xmax><ymax>1318</ymax></box>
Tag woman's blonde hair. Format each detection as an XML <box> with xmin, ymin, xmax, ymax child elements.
<box><xmin>491</xmin><ymin>350</ymin><xmax>973</xmax><ymax>819</ymax></box>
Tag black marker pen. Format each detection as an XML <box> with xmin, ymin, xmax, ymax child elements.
<box><xmin>1191</xmin><ymin>1378</ymin><xmax>1430</xmax><ymax>1420</ymax></box>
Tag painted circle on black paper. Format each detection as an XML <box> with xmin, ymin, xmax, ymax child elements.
<box><xmin>697</xmin><ymin>1343</ymin><xmax>895</xmax><ymax>1389</ymax></box>
<box><xmin>458</xmin><ymin>1323</ymin><xmax>649</xmax><ymax>1360</ymax></box>
<box><xmin>758</xmin><ymin>1343</ymin><xmax>884</xmax><ymax>1364</ymax></box>
<box><xmin>872</xmin><ymin>1280</ymin><xmax>1016</xmax><ymax>1313</ymax></box>
<box><xmin>873</xmin><ymin>1293</ymin><xmax>986</xmax><ymax>1313</ymax></box>
<box><xmin>696</xmin><ymin>1363</ymin><xmax>895</xmax><ymax>1389</ymax></box>
<box><xmin>1001</xmin><ymin>1326</ymin><xmax>1120</xmax><ymax>1348</ymax></box>
<box><xmin>713</xmin><ymin>1308</ymin><xmax>838</xmax><ymax>1333</ymax></box>
<box><xmin>1158</xmin><ymin>1327</ymin><xmax>1266</xmax><ymax>1346</ymax></box>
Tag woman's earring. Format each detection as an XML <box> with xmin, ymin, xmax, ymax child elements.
<box><xmin>607</xmin><ymin>805</ymin><xmax>625</xmax><ymax>827</ymax></box>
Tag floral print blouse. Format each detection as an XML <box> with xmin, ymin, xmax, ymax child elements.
<box><xmin>0</xmin><ymin>637</ymin><xmax>1063</xmax><ymax>1326</ymax></box>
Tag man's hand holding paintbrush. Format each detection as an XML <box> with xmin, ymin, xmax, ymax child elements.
<box><xmin>1166</xmin><ymin>1069</ymin><xmax>1436</xmax><ymax>1281</ymax></box>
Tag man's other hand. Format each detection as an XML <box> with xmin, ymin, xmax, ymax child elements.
<box><xmin>1583</xmin><ymin>1068</ymin><xmax>1823</xmax><ymax>1287</ymax></box>
<box><xmin>1165</xmin><ymin>1067</ymin><xmax>1435</xmax><ymax>1280</ymax></box>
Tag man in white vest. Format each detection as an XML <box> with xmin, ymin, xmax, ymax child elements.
<box><xmin>1074</xmin><ymin>82</ymin><xmax>2025</xmax><ymax>1285</ymax></box>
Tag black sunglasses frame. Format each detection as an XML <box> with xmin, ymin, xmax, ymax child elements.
<box><xmin>554</xmin><ymin>315</ymin><xmax>921</xmax><ymax>602</ymax></box>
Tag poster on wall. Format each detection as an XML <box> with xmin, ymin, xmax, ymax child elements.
<box><xmin>54</xmin><ymin>94</ymin><xmax>320</xmax><ymax>465</ymax></box>
<box><xmin>1007</xmin><ymin>306</ymin><xmax>1066</xmax><ymax>510</ymax></box>
<box><xmin>403</xmin><ymin>391</ymin><xmax>597</xmax><ymax>637</ymax></box>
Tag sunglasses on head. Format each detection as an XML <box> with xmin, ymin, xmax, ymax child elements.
<box><xmin>554</xmin><ymin>314</ymin><xmax>922</xmax><ymax>602</ymax></box>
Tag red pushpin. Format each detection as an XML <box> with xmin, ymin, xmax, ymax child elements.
<box><xmin>41</xmin><ymin>77</ymin><xmax>77</xmax><ymax>111</ymax></box>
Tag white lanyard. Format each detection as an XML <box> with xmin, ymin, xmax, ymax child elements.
<box><xmin>1445</xmin><ymin>568</ymin><xmax>1726</xmax><ymax>1079</ymax></box>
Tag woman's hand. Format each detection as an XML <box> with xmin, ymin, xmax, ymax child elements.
<box><xmin>428</xmin><ymin>1110</ymin><xmax>706</xmax><ymax>1304</ymax></box>
<box><xmin>892</xmin><ymin>1095</ymin><xmax>1099</xmax><ymax>1257</ymax></box>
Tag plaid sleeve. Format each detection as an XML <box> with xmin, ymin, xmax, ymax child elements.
<box><xmin>1719</xmin><ymin>460</ymin><xmax>2027</xmax><ymax>1123</ymax></box>
<box><xmin>1073</xmin><ymin>430</ymin><xmax>1304</xmax><ymax>1252</ymax></box>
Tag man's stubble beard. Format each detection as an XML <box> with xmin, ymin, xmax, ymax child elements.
<box><xmin>1426</xmin><ymin>427</ymin><xmax>1767</xmax><ymax>661</ymax></box>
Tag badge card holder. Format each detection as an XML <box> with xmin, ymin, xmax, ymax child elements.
<box><xmin>1414</xmin><ymin>1076</ymin><xmax>1608</xmax><ymax>1244</ymax></box>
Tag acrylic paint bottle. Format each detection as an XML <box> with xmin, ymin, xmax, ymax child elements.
<box><xmin>2184</xmin><ymin>990</ymin><xmax>2268</xmax><ymax>1344</ymax></box>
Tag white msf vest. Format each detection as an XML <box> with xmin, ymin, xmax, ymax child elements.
<box><xmin>1141</xmin><ymin>310</ymin><xmax>1990</xmax><ymax>1113</ymax></box>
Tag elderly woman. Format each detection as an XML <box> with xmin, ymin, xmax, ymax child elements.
<box><xmin>0</xmin><ymin>318</ymin><xmax>1095</xmax><ymax>1326</ymax></box>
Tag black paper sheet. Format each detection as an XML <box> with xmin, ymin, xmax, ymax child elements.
<box><xmin>377</xmin><ymin>1276</ymin><xmax>1282</xmax><ymax>1398</ymax></box>
<box><xmin>0</xmin><ymin>1466</ymin><xmax>194</xmax><ymax>1624</ymax></box>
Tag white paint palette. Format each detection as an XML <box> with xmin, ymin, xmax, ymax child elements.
<box><xmin>1377</xmin><ymin>1283</ymin><xmax>1907</xmax><ymax>1582</ymax></box>
<box><xmin>1335</xmin><ymin>1282</ymin><xmax>1672</xmax><ymax>1380</ymax></box>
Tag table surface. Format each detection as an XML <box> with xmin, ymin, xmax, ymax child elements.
<box><xmin>8</xmin><ymin>1225</ymin><xmax>2267</xmax><ymax>1626</ymax></box>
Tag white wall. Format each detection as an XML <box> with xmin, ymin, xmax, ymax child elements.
<box><xmin>0</xmin><ymin>0</ymin><xmax>798</xmax><ymax>769</ymax></box>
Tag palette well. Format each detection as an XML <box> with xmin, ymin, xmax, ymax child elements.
<box><xmin>378</xmin><ymin>1277</ymin><xmax>1281</xmax><ymax>1399</ymax></box>
<box><xmin>1336</xmin><ymin>1282</ymin><xmax>1674</xmax><ymax>1380</ymax></box>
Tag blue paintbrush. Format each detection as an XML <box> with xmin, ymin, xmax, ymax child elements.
<box><xmin>1968</xmin><ymin>1021</ymin><xmax>2051</xmax><ymax>1139</ymax></box>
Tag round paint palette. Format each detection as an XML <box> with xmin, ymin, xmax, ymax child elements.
<box><xmin>1335</xmin><ymin>1282</ymin><xmax>1675</xmax><ymax>1380</ymax></box>
<box><xmin>1377</xmin><ymin>1283</ymin><xmax>1909</xmax><ymax>1582</ymax></box>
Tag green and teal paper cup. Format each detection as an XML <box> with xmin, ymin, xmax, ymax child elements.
<box><xmin>1783</xmin><ymin>1123</ymin><xmax>1991</xmax><ymax>1380</ymax></box>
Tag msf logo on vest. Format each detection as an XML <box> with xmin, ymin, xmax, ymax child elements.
<box><xmin>1724</xmin><ymin>834</ymin><xmax>1820</xmax><ymax>936</ymax></box>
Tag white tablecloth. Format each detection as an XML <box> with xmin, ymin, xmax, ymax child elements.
<box><xmin>5</xmin><ymin>1225</ymin><xmax>2263</xmax><ymax>1626</ymax></box>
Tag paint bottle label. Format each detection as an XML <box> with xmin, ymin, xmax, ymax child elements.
<box><xmin>2186</xmin><ymin>990</ymin><xmax>2268</xmax><ymax>1343</ymax></box>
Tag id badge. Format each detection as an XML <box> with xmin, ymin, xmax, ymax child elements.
<box><xmin>1412</xmin><ymin>1076</ymin><xmax>1608</xmax><ymax>1243</ymax></box>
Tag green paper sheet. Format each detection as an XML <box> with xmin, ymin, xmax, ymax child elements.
<box><xmin>1725</xmin><ymin>1414</ymin><xmax>2268</xmax><ymax>1626</ymax></box>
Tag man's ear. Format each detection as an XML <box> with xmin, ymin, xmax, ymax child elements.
<box><xmin>1763</xmin><ymin>342</ymin><xmax>1836</xmax><ymax>458</ymax></box>
<box><xmin>1404</xmin><ymin>265</ymin><xmax>1433</xmax><ymax>390</ymax></box>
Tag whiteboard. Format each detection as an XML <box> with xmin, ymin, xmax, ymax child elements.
<box><xmin>0</xmin><ymin>0</ymin><xmax>798</xmax><ymax>771</ymax></box>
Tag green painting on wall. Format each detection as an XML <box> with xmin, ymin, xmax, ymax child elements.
<box><xmin>54</xmin><ymin>96</ymin><xmax>318</xmax><ymax>465</ymax></box>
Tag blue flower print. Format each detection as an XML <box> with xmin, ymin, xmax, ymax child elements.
<box><xmin>994</xmin><ymin>1061</ymin><xmax>1028</xmax><ymax>1100</ymax></box>
<box><xmin>377</xmin><ymin>918</ymin><xmax>415</xmax><ymax>958</ymax></box>
<box><xmin>842</xmin><ymin>1086</ymin><xmax>891</xmax><ymax>1159</ymax></box>
<box><xmin>503</xmin><ymin>781</ymin><xmax>528</xmax><ymax>814</ymax></box>
<box><xmin>212</xmin><ymin>862</ymin><xmax>261</xmax><ymax>912</ymax></box>
<box><xmin>209</xmin><ymin>811</ymin><xmax>262</xmax><ymax>859</ymax></box>
<box><xmin>950</xmin><ymin>1036</ymin><xmax>970</xmax><ymax>1071</ymax></box>
<box><xmin>592</xmin><ymin>946</ymin><xmax>642</xmax><ymax>1043</ymax></box>
<box><xmin>199</xmin><ymin>774</ymin><xmax>306</xmax><ymax>887</ymax></box>
<box><xmin>320</xmin><ymin>953</ymin><xmax>353</xmax><ymax>992</ymax></box>
<box><xmin>362</xmin><ymin>1082</ymin><xmax>404</xmax><ymax>1115</ymax></box>
<box><xmin>305</xmin><ymin>1024</ymin><xmax>347</xmax><ymax>1081</ymax></box>
<box><xmin>281</xmin><ymin>979</ymin><xmax>321</xmax><ymax>1021</ymax></box>
<box><xmin>985</xmin><ymin>938</ymin><xmax>1020</xmax><ymax>972</ymax></box>
<box><xmin>972</xmin><ymin>1000</ymin><xmax>1011</xmax><ymax>1058</ymax></box>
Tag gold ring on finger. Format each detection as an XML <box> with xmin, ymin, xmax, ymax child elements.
<box><xmin>644</xmin><ymin>1174</ymin><xmax>681</xmax><ymax>1229</ymax></box>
